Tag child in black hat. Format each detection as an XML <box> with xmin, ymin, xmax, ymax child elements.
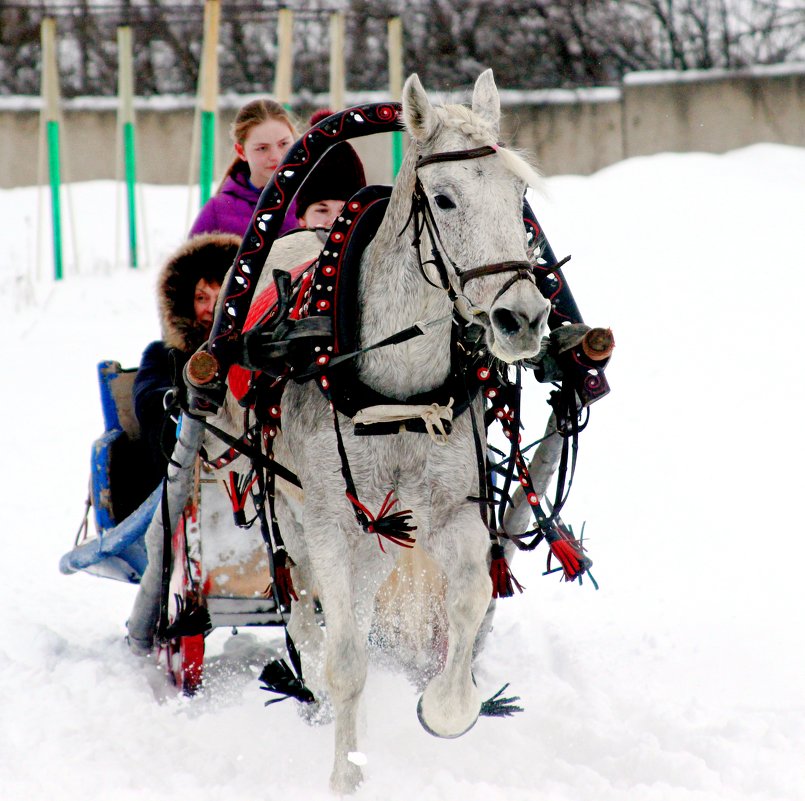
<box><xmin>296</xmin><ymin>109</ymin><xmax>367</xmax><ymax>230</ymax></box>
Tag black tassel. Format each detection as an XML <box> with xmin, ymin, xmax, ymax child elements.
<box><xmin>479</xmin><ymin>683</ymin><xmax>523</xmax><ymax>718</ymax></box>
<box><xmin>224</xmin><ymin>470</ymin><xmax>258</xmax><ymax>528</ymax></box>
<box><xmin>347</xmin><ymin>490</ymin><xmax>416</xmax><ymax>552</ymax></box>
<box><xmin>259</xmin><ymin>660</ymin><xmax>315</xmax><ymax>706</ymax></box>
<box><xmin>259</xmin><ymin>630</ymin><xmax>316</xmax><ymax>706</ymax></box>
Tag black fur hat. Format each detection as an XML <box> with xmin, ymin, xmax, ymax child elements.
<box><xmin>295</xmin><ymin>141</ymin><xmax>367</xmax><ymax>219</ymax></box>
<box><xmin>158</xmin><ymin>232</ymin><xmax>241</xmax><ymax>352</ymax></box>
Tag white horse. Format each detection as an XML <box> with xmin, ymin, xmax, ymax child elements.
<box><xmin>220</xmin><ymin>70</ymin><xmax>551</xmax><ymax>793</ymax></box>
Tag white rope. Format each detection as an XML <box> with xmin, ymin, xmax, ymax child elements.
<box><xmin>352</xmin><ymin>398</ymin><xmax>454</xmax><ymax>445</ymax></box>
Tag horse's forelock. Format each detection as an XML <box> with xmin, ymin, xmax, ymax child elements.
<box><xmin>494</xmin><ymin>145</ymin><xmax>544</xmax><ymax>191</ymax></box>
<box><xmin>434</xmin><ymin>104</ymin><xmax>496</xmax><ymax>147</ymax></box>
<box><xmin>432</xmin><ymin>104</ymin><xmax>543</xmax><ymax>190</ymax></box>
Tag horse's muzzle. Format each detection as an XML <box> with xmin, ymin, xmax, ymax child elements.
<box><xmin>488</xmin><ymin>279</ymin><xmax>550</xmax><ymax>362</ymax></box>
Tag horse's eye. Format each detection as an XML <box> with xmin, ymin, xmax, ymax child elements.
<box><xmin>434</xmin><ymin>194</ymin><xmax>456</xmax><ymax>210</ymax></box>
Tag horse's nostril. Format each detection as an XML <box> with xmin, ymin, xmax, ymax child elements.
<box><xmin>491</xmin><ymin>307</ymin><xmax>524</xmax><ymax>337</ymax></box>
<box><xmin>530</xmin><ymin>307</ymin><xmax>548</xmax><ymax>331</ymax></box>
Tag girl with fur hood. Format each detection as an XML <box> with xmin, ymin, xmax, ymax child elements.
<box><xmin>133</xmin><ymin>232</ymin><xmax>241</xmax><ymax>485</ymax></box>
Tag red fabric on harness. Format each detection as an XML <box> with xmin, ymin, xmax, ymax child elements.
<box><xmin>228</xmin><ymin>260</ymin><xmax>315</xmax><ymax>401</ymax></box>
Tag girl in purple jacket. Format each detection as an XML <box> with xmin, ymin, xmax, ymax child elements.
<box><xmin>189</xmin><ymin>99</ymin><xmax>299</xmax><ymax>238</ymax></box>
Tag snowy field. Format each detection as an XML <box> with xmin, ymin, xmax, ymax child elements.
<box><xmin>1</xmin><ymin>143</ymin><xmax>804</xmax><ymax>800</ymax></box>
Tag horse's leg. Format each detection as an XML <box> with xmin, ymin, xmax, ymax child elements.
<box><xmin>302</xmin><ymin>515</ymin><xmax>367</xmax><ymax>794</ymax></box>
<box><xmin>373</xmin><ymin>546</ymin><xmax>448</xmax><ymax>682</ymax></box>
<box><xmin>287</xmin><ymin>558</ymin><xmax>333</xmax><ymax>723</ymax></box>
<box><xmin>265</xmin><ymin>486</ymin><xmax>331</xmax><ymax>722</ymax></box>
<box><xmin>417</xmin><ymin>505</ymin><xmax>491</xmax><ymax>737</ymax></box>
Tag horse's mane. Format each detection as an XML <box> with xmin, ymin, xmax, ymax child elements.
<box><xmin>434</xmin><ymin>104</ymin><xmax>544</xmax><ymax>191</ymax></box>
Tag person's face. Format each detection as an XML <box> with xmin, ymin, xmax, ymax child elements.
<box><xmin>298</xmin><ymin>199</ymin><xmax>345</xmax><ymax>230</ymax></box>
<box><xmin>193</xmin><ymin>278</ymin><xmax>221</xmax><ymax>330</ymax></box>
<box><xmin>234</xmin><ymin>118</ymin><xmax>294</xmax><ymax>188</ymax></box>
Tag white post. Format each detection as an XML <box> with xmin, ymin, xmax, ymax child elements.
<box><xmin>275</xmin><ymin>8</ymin><xmax>294</xmax><ymax>109</ymax></box>
<box><xmin>329</xmin><ymin>11</ymin><xmax>346</xmax><ymax>111</ymax></box>
<box><xmin>198</xmin><ymin>0</ymin><xmax>221</xmax><ymax>207</ymax></box>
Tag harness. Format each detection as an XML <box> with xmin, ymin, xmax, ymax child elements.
<box><xmin>186</xmin><ymin>104</ymin><xmax>612</xmax><ymax>575</ymax></box>
<box><xmin>173</xmin><ymin>104</ymin><xmax>614</xmax><ymax>704</ymax></box>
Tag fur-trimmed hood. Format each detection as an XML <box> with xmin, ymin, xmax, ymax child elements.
<box><xmin>158</xmin><ymin>232</ymin><xmax>241</xmax><ymax>352</ymax></box>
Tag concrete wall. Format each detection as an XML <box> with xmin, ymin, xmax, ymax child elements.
<box><xmin>1</xmin><ymin>64</ymin><xmax>803</xmax><ymax>189</ymax></box>
<box><xmin>501</xmin><ymin>91</ymin><xmax>623</xmax><ymax>176</ymax></box>
<box><xmin>0</xmin><ymin>101</ymin><xmax>396</xmax><ymax>188</ymax></box>
<box><xmin>622</xmin><ymin>66</ymin><xmax>805</xmax><ymax>157</ymax></box>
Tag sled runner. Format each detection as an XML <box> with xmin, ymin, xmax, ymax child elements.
<box><xmin>61</xmin><ymin>360</ymin><xmax>285</xmax><ymax>693</ymax></box>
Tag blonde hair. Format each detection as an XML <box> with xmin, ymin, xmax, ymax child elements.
<box><xmin>217</xmin><ymin>99</ymin><xmax>299</xmax><ymax>193</ymax></box>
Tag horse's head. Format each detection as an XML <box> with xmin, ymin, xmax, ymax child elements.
<box><xmin>402</xmin><ymin>70</ymin><xmax>550</xmax><ymax>363</ymax></box>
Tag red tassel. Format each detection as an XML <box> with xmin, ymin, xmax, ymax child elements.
<box><xmin>224</xmin><ymin>470</ymin><xmax>259</xmax><ymax>526</ymax></box>
<box><xmin>273</xmin><ymin>549</ymin><xmax>298</xmax><ymax>608</ymax></box>
<box><xmin>489</xmin><ymin>543</ymin><xmax>524</xmax><ymax>598</ymax></box>
<box><xmin>545</xmin><ymin>524</ymin><xmax>592</xmax><ymax>582</ymax></box>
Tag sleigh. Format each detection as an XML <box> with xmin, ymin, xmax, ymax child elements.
<box><xmin>60</xmin><ymin>359</ymin><xmax>285</xmax><ymax>693</ymax></box>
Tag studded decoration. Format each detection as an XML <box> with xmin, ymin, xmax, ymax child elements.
<box><xmin>207</xmin><ymin>103</ymin><xmax>405</xmax><ymax>374</ymax></box>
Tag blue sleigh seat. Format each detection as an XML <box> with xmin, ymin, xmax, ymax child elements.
<box><xmin>60</xmin><ymin>360</ymin><xmax>161</xmax><ymax>583</ymax></box>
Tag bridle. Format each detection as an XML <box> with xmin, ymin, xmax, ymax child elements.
<box><xmin>401</xmin><ymin>143</ymin><xmax>539</xmax><ymax>320</ymax></box>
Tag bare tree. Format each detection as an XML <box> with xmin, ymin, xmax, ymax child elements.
<box><xmin>626</xmin><ymin>0</ymin><xmax>805</xmax><ymax>70</ymax></box>
<box><xmin>0</xmin><ymin>1</ymin><xmax>803</xmax><ymax>97</ymax></box>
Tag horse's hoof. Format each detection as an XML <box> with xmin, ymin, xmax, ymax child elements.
<box><xmin>330</xmin><ymin>761</ymin><xmax>363</xmax><ymax>795</ymax></box>
<box><xmin>416</xmin><ymin>694</ymin><xmax>479</xmax><ymax>739</ymax></box>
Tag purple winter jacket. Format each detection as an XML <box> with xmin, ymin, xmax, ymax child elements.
<box><xmin>189</xmin><ymin>163</ymin><xmax>298</xmax><ymax>239</ymax></box>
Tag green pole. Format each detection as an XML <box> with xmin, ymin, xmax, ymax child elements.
<box><xmin>118</xmin><ymin>25</ymin><xmax>138</xmax><ymax>268</ymax></box>
<box><xmin>123</xmin><ymin>121</ymin><xmax>138</xmax><ymax>267</ymax></box>
<box><xmin>199</xmin><ymin>109</ymin><xmax>215</xmax><ymax>207</ymax></box>
<box><xmin>388</xmin><ymin>17</ymin><xmax>404</xmax><ymax>179</ymax></box>
<box><xmin>46</xmin><ymin>119</ymin><xmax>63</xmax><ymax>281</ymax></box>
<box><xmin>41</xmin><ymin>18</ymin><xmax>64</xmax><ymax>281</ymax></box>
<box><xmin>392</xmin><ymin>131</ymin><xmax>404</xmax><ymax>178</ymax></box>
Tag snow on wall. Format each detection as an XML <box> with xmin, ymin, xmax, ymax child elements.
<box><xmin>624</xmin><ymin>61</ymin><xmax>805</xmax><ymax>85</ymax></box>
<box><xmin>1</xmin><ymin>66</ymin><xmax>804</xmax><ymax>187</ymax></box>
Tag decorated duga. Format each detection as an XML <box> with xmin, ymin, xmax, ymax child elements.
<box><xmin>62</xmin><ymin>70</ymin><xmax>614</xmax><ymax>794</ymax></box>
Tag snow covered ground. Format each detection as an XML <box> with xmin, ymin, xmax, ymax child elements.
<box><xmin>1</xmin><ymin>144</ymin><xmax>804</xmax><ymax>801</ymax></box>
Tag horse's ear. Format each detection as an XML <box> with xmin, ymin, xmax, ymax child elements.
<box><xmin>472</xmin><ymin>69</ymin><xmax>500</xmax><ymax>136</ymax></box>
<box><xmin>403</xmin><ymin>73</ymin><xmax>435</xmax><ymax>142</ymax></box>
